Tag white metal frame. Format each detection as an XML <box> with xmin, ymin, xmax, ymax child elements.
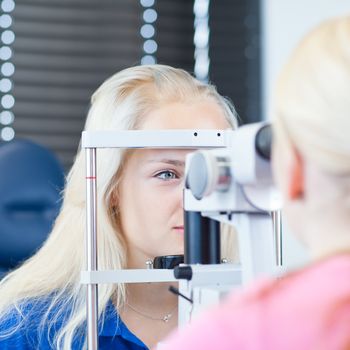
<box><xmin>81</xmin><ymin>129</ymin><xmax>231</xmax><ymax>350</ymax></box>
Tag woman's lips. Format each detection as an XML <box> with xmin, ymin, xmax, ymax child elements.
<box><xmin>173</xmin><ymin>226</ymin><xmax>184</xmax><ymax>232</ymax></box>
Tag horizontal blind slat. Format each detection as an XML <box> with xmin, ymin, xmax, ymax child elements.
<box><xmin>10</xmin><ymin>0</ymin><xmax>143</xmax><ymax>170</ymax></box>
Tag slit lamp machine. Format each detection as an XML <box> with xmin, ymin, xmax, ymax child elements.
<box><xmin>80</xmin><ymin>122</ymin><xmax>283</xmax><ymax>350</ymax></box>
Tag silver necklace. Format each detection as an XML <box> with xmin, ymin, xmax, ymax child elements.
<box><xmin>126</xmin><ymin>302</ymin><xmax>177</xmax><ymax>323</ymax></box>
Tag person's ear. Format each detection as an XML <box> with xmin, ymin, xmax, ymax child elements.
<box><xmin>287</xmin><ymin>148</ymin><xmax>304</xmax><ymax>200</ymax></box>
<box><xmin>110</xmin><ymin>186</ymin><xmax>119</xmax><ymax>209</ymax></box>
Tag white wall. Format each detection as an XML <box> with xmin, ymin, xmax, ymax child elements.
<box><xmin>262</xmin><ymin>0</ymin><xmax>350</xmax><ymax>120</ymax></box>
<box><xmin>261</xmin><ymin>0</ymin><xmax>350</xmax><ymax>268</ymax></box>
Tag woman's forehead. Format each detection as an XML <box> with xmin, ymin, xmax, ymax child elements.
<box><xmin>130</xmin><ymin>148</ymin><xmax>192</xmax><ymax>165</ymax></box>
<box><xmin>139</xmin><ymin>101</ymin><xmax>229</xmax><ymax>130</ymax></box>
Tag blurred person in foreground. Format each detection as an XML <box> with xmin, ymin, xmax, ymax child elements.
<box><xmin>160</xmin><ymin>16</ymin><xmax>350</xmax><ymax>350</ymax></box>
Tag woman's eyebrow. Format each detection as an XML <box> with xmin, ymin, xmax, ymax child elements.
<box><xmin>147</xmin><ymin>159</ymin><xmax>185</xmax><ymax>167</ymax></box>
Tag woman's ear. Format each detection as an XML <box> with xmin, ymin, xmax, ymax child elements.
<box><xmin>287</xmin><ymin>148</ymin><xmax>304</xmax><ymax>200</ymax></box>
<box><xmin>110</xmin><ymin>188</ymin><xmax>119</xmax><ymax>208</ymax></box>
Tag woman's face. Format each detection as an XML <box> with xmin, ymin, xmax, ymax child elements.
<box><xmin>117</xmin><ymin>100</ymin><xmax>231</xmax><ymax>268</ymax></box>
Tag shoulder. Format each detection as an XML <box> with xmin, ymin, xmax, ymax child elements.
<box><xmin>216</xmin><ymin>255</ymin><xmax>350</xmax><ymax>348</ymax></box>
<box><xmin>225</xmin><ymin>254</ymin><xmax>350</xmax><ymax>308</ymax></box>
<box><xmin>163</xmin><ymin>256</ymin><xmax>350</xmax><ymax>350</ymax></box>
<box><xmin>0</xmin><ymin>297</ymin><xmax>69</xmax><ymax>349</ymax></box>
<box><xmin>0</xmin><ymin>303</ymin><xmax>39</xmax><ymax>349</ymax></box>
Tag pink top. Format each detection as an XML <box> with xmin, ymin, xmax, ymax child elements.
<box><xmin>161</xmin><ymin>255</ymin><xmax>350</xmax><ymax>350</ymax></box>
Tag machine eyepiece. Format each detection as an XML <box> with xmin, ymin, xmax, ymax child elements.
<box><xmin>255</xmin><ymin>124</ymin><xmax>272</xmax><ymax>160</ymax></box>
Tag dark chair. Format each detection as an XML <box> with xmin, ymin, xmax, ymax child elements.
<box><xmin>0</xmin><ymin>139</ymin><xmax>65</xmax><ymax>278</ymax></box>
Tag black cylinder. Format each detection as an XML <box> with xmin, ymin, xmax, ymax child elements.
<box><xmin>255</xmin><ymin>124</ymin><xmax>272</xmax><ymax>160</ymax></box>
<box><xmin>209</xmin><ymin>218</ymin><xmax>221</xmax><ymax>263</ymax></box>
<box><xmin>184</xmin><ymin>211</ymin><xmax>221</xmax><ymax>264</ymax></box>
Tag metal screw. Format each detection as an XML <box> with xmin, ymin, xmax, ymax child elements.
<box><xmin>145</xmin><ymin>259</ymin><xmax>153</xmax><ymax>269</ymax></box>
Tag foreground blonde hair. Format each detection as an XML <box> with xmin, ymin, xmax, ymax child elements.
<box><xmin>0</xmin><ymin>65</ymin><xmax>238</xmax><ymax>349</ymax></box>
<box><xmin>274</xmin><ymin>16</ymin><xmax>350</xmax><ymax>175</ymax></box>
<box><xmin>273</xmin><ymin>17</ymin><xmax>350</xmax><ymax>349</ymax></box>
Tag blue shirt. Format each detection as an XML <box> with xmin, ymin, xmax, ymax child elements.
<box><xmin>0</xmin><ymin>299</ymin><xmax>148</xmax><ymax>349</ymax></box>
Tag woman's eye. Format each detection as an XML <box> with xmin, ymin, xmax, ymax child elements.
<box><xmin>156</xmin><ymin>171</ymin><xmax>178</xmax><ymax>181</ymax></box>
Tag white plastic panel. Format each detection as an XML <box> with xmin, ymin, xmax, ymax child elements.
<box><xmin>82</xmin><ymin>129</ymin><xmax>234</xmax><ymax>148</ymax></box>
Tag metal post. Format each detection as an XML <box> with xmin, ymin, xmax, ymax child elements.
<box><xmin>86</xmin><ymin>148</ymin><xmax>98</xmax><ymax>350</ymax></box>
<box><xmin>271</xmin><ymin>210</ymin><xmax>283</xmax><ymax>266</ymax></box>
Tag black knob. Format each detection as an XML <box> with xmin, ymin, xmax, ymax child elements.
<box><xmin>174</xmin><ymin>266</ymin><xmax>193</xmax><ymax>280</ymax></box>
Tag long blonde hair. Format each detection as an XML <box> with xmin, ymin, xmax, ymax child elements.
<box><xmin>274</xmin><ymin>16</ymin><xmax>350</xmax><ymax>175</ymax></box>
<box><xmin>0</xmin><ymin>64</ymin><xmax>238</xmax><ymax>349</ymax></box>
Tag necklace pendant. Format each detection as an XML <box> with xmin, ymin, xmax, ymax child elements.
<box><xmin>163</xmin><ymin>314</ymin><xmax>171</xmax><ymax>322</ymax></box>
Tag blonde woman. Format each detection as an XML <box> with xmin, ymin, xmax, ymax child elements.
<box><xmin>0</xmin><ymin>65</ymin><xmax>239</xmax><ymax>349</ymax></box>
<box><xmin>160</xmin><ymin>16</ymin><xmax>350</xmax><ymax>350</ymax></box>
